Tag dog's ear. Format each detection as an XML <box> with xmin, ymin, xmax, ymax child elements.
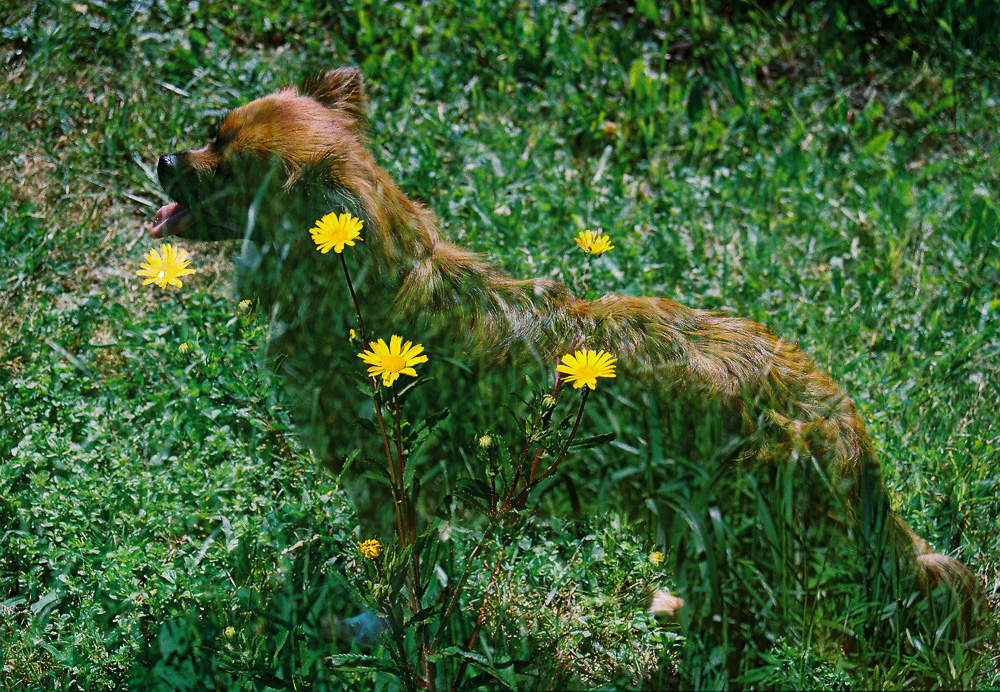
<box><xmin>302</xmin><ymin>68</ymin><xmax>367</xmax><ymax>122</ymax></box>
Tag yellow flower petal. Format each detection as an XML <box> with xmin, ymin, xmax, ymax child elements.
<box><xmin>574</xmin><ymin>230</ymin><xmax>615</xmax><ymax>256</ymax></box>
<box><xmin>557</xmin><ymin>349</ymin><xmax>617</xmax><ymax>390</ymax></box>
<box><xmin>357</xmin><ymin>335</ymin><xmax>429</xmax><ymax>387</ymax></box>
<box><xmin>310</xmin><ymin>212</ymin><xmax>364</xmax><ymax>254</ymax></box>
<box><xmin>135</xmin><ymin>243</ymin><xmax>196</xmax><ymax>290</ymax></box>
<box><xmin>358</xmin><ymin>539</ymin><xmax>382</xmax><ymax>559</ymax></box>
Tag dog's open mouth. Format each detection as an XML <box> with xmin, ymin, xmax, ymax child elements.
<box><xmin>151</xmin><ymin>201</ymin><xmax>194</xmax><ymax>238</ymax></box>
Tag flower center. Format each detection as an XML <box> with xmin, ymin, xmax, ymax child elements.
<box><xmin>383</xmin><ymin>353</ymin><xmax>406</xmax><ymax>373</ymax></box>
<box><xmin>577</xmin><ymin>365</ymin><xmax>597</xmax><ymax>380</ymax></box>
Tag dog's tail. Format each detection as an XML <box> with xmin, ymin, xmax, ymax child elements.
<box><xmin>882</xmin><ymin>506</ymin><xmax>986</xmax><ymax>643</ymax></box>
<box><xmin>912</xmin><ymin>549</ymin><xmax>988</xmax><ymax>641</ymax></box>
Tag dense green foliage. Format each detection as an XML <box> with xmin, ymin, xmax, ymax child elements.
<box><xmin>2</xmin><ymin>0</ymin><xmax>998</xmax><ymax>689</ymax></box>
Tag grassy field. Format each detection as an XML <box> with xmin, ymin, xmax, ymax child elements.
<box><xmin>2</xmin><ymin>1</ymin><xmax>999</xmax><ymax>689</ymax></box>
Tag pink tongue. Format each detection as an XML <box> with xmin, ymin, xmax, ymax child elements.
<box><xmin>154</xmin><ymin>202</ymin><xmax>179</xmax><ymax>224</ymax></box>
<box><xmin>150</xmin><ymin>202</ymin><xmax>192</xmax><ymax>238</ymax></box>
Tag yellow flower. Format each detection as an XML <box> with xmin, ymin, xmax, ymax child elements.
<box><xmin>556</xmin><ymin>349</ymin><xmax>617</xmax><ymax>390</ymax></box>
<box><xmin>358</xmin><ymin>539</ymin><xmax>382</xmax><ymax>559</ymax></box>
<box><xmin>224</xmin><ymin>626</ymin><xmax>236</xmax><ymax>638</ymax></box>
<box><xmin>310</xmin><ymin>212</ymin><xmax>363</xmax><ymax>254</ymax></box>
<box><xmin>574</xmin><ymin>229</ymin><xmax>614</xmax><ymax>256</ymax></box>
<box><xmin>349</xmin><ymin>329</ymin><xmax>357</xmax><ymax>340</ymax></box>
<box><xmin>136</xmin><ymin>243</ymin><xmax>195</xmax><ymax>289</ymax></box>
<box><xmin>649</xmin><ymin>552</ymin><xmax>664</xmax><ymax>565</ymax></box>
<box><xmin>358</xmin><ymin>335</ymin><xmax>428</xmax><ymax>387</ymax></box>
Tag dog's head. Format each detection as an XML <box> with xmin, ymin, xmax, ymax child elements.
<box><xmin>151</xmin><ymin>68</ymin><xmax>369</xmax><ymax>242</ymax></box>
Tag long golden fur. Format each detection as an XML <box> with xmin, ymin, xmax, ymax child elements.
<box><xmin>151</xmin><ymin>67</ymin><xmax>984</xmax><ymax>674</ymax></box>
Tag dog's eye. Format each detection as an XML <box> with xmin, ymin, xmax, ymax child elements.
<box><xmin>214</xmin><ymin>126</ymin><xmax>237</xmax><ymax>150</ymax></box>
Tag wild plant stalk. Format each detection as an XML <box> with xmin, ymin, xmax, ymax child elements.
<box><xmin>504</xmin><ymin>374</ymin><xmax>562</xmax><ymax>513</ymax></box>
<box><xmin>336</xmin><ymin>225</ymin><xmax>604</xmax><ymax>691</ymax></box>
<box><xmin>514</xmin><ymin>386</ymin><xmax>589</xmax><ymax>508</ymax></box>
<box><xmin>451</xmin><ymin>553</ymin><xmax>506</xmax><ymax>692</ymax></box>
<box><xmin>578</xmin><ymin>256</ymin><xmax>593</xmax><ymax>297</ymax></box>
<box><xmin>338</xmin><ymin>252</ymin><xmax>436</xmax><ymax>688</ymax></box>
<box><xmin>389</xmin><ymin>382</ymin><xmax>432</xmax><ymax>686</ymax></box>
<box><xmin>339</xmin><ymin>254</ymin><xmax>410</xmax><ymax>560</ymax></box>
<box><xmin>450</xmin><ymin>385</ymin><xmax>595</xmax><ymax>691</ymax></box>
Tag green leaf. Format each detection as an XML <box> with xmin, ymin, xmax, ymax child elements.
<box><xmin>454</xmin><ymin>478</ymin><xmax>491</xmax><ymax>513</ymax></box>
<box><xmin>327</xmin><ymin>653</ymin><xmax>396</xmax><ymax>673</ymax></box>
<box><xmin>569</xmin><ymin>432</ymin><xmax>616</xmax><ymax>450</ymax></box>
<box><xmin>355</xmin><ymin>415</ymin><xmax>378</xmax><ymax>435</ymax></box>
<box><xmin>636</xmin><ymin>0</ymin><xmax>658</xmax><ymax>22</ymax></box>
<box><xmin>439</xmin><ymin>646</ymin><xmax>516</xmax><ymax>690</ymax></box>
<box><xmin>360</xmin><ymin>464</ymin><xmax>392</xmax><ymax>487</ymax></box>
<box><xmin>336</xmin><ymin>448</ymin><xmax>360</xmax><ymax>485</ymax></box>
<box><xmin>30</xmin><ymin>589</ymin><xmax>61</xmax><ymax>613</ymax></box>
<box><xmin>403</xmin><ymin>451</ymin><xmax>418</xmax><ymax>489</ymax></box>
<box><xmin>627</xmin><ymin>58</ymin><xmax>647</xmax><ymax>94</ymax></box>
<box><xmin>395</xmin><ymin>375</ymin><xmax>435</xmax><ymax>401</ymax></box>
<box><xmin>403</xmin><ymin>603</ymin><xmax>443</xmax><ymax>628</ymax></box>
<box><xmin>409</xmin><ymin>407</ymin><xmax>451</xmax><ymax>454</ymax></box>
<box><xmin>455</xmin><ymin>478</ymin><xmax>490</xmax><ymax>501</ymax></box>
<box><xmin>863</xmin><ymin>130</ymin><xmax>893</xmax><ymax>157</ymax></box>
<box><xmin>686</xmin><ymin>75</ymin><xmax>705</xmax><ymax>123</ymax></box>
<box><xmin>272</xmin><ymin>627</ymin><xmax>289</xmax><ymax>659</ymax></box>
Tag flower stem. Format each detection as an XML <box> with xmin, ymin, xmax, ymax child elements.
<box><xmin>503</xmin><ymin>372</ymin><xmax>563</xmax><ymax>512</ymax></box>
<box><xmin>431</xmin><ymin>524</ymin><xmax>496</xmax><ymax>655</ymax></box>
<box><xmin>392</xmin><ymin>386</ymin><xmax>407</xmax><ymax>507</ymax></box>
<box><xmin>338</xmin><ymin>247</ymin><xmax>426</xmax><ymax>680</ymax></box>
<box><xmin>451</xmin><ymin>551</ymin><xmax>505</xmax><ymax>692</ymax></box>
<box><xmin>514</xmin><ymin>387</ymin><xmax>590</xmax><ymax>506</ymax></box>
<box><xmin>393</xmin><ymin>384</ymin><xmax>420</xmax><ymax>600</ymax></box>
<box><xmin>340</xmin><ymin>253</ymin><xmax>368</xmax><ymax>345</ymax></box>
<box><xmin>540</xmin><ymin>387</ymin><xmax>589</xmax><ymax>481</ymax></box>
<box><xmin>338</xmin><ymin>253</ymin><xmax>406</xmax><ymax>555</ymax></box>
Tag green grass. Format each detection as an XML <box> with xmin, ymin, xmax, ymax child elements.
<box><xmin>2</xmin><ymin>1</ymin><xmax>999</xmax><ymax>689</ymax></box>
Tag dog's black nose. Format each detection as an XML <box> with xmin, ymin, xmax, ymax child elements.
<box><xmin>157</xmin><ymin>154</ymin><xmax>177</xmax><ymax>180</ymax></box>
<box><xmin>157</xmin><ymin>154</ymin><xmax>183</xmax><ymax>198</ymax></box>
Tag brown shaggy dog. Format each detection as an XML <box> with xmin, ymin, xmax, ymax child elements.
<box><xmin>150</xmin><ymin>68</ymin><xmax>984</xmax><ymax>681</ymax></box>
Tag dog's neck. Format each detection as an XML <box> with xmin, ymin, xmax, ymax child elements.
<box><xmin>344</xmin><ymin>161</ymin><xmax>581</xmax><ymax>360</ymax></box>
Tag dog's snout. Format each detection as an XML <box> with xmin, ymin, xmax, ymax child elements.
<box><xmin>157</xmin><ymin>154</ymin><xmax>177</xmax><ymax>181</ymax></box>
<box><xmin>157</xmin><ymin>153</ymin><xmax>187</xmax><ymax>200</ymax></box>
